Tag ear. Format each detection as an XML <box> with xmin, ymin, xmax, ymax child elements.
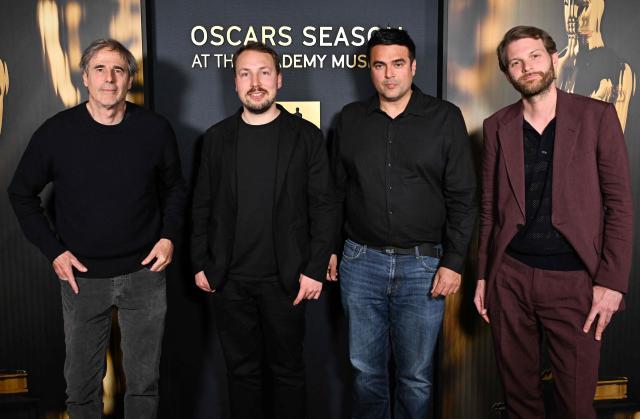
<box><xmin>82</xmin><ymin>71</ymin><xmax>89</xmax><ymax>88</ymax></box>
<box><xmin>127</xmin><ymin>74</ymin><xmax>133</xmax><ymax>90</ymax></box>
<box><xmin>411</xmin><ymin>59</ymin><xmax>417</xmax><ymax>76</ymax></box>
<box><xmin>277</xmin><ymin>72</ymin><xmax>282</xmax><ymax>90</ymax></box>
<box><xmin>551</xmin><ymin>51</ymin><xmax>559</xmax><ymax>68</ymax></box>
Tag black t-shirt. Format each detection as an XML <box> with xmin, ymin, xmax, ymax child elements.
<box><xmin>228</xmin><ymin>114</ymin><xmax>281</xmax><ymax>281</ymax></box>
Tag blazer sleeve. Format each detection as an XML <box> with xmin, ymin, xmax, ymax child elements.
<box><xmin>302</xmin><ymin>127</ymin><xmax>337</xmax><ymax>282</ymax></box>
<box><xmin>477</xmin><ymin>117</ymin><xmax>499</xmax><ymax>282</ymax></box>
<box><xmin>191</xmin><ymin>132</ymin><xmax>214</xmax><ymax>278</ymax></box>
<box><xmin>592</xmin><ymin>104</ymin><xmax>633</xmax><ymax>293</ymax></box>
<box><xmin>158</xmin><ymin>122</ymin><xmax>187</xmax><ymax>243</ymax></box>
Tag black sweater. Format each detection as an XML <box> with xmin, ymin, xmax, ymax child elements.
<box><xmin>8</xmin><ymin>102</ymin><xmax>186</xmax><ymax>277</ymax></box>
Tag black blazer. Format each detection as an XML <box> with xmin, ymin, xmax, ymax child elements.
<box><xmin>191</xmin><ymin>106</ymin><xmax>336</xmax><ymax>294</ymax></box>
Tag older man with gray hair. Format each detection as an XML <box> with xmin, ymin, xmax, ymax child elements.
<box><xmin>8</xmin><ymin>39</ymin><xmax>186</xmax><ymax>418</ymax></box>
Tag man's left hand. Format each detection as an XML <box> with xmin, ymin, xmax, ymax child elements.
<box><xmin>431</xmin><ymin>266</ymin><xmax>461</xmax><ymax>297</ymax></box>
<box><xmin>142</xmin><ymin>238</ymin><xmax>174</xmax><ymax>271</ymax></box>
<box><xmin>293</xmin><ymin>274</ymin><xmax>323</xmax><ymax>305</ymax></box>
<box><xmin>327</xmin><ymin>254</ymin><xmax>338</xmax><ymax>281</ymax></box>
<box><xmin>582</xmin><ymin>285</ymin><xmax>623</xmax><ymax>341</ymax></box>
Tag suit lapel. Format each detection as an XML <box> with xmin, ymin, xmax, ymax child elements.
<box><xmin>497</xmin><ymin>102</ymin><xmax>526</xmax><ymax>219</ymax></box>
<box><xmin>274</xmin><ymin>108</ymin><xmax>298</xmax><ymax>204</ymax></box>
<box><xmin>552</xmin><ymin>90</ymin><xmax>580</xmax><ymax>205</ymax></box>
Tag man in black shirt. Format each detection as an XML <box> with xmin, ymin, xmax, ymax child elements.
<box><xmin>191</xmin><ymin>42</ymin><xmax>335</xmax><ymax>419</ymax></box>
<box><xmin>330</xmin><ymin>28</ymin><xmax>476</xmax><ymax>418</ymax></box>
<box><xmin>8</xmin><ymin>39</ymin><xmax>186</xmax><ymax>418</ymax></box>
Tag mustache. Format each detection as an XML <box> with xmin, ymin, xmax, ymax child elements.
<box><xmin>248</xmin><ymin>87</ymin><xmax>268</xmax><ymax>94</ymax></box>
<box><xmin>518</xmin><ymin>72</ymin><xmax>545</xmax><ymax>81</ymax></box>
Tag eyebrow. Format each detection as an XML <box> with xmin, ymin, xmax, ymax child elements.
<box><xmin>509</xmin><ymin>49</ymin><xmax>543</xmax><ymax>62</ymax></box>
<box><xmin>372</xmin><ymin>58</ymin><xmax>407</xmax><ymax>65</ymax></box>
<box><xmin>92</xmin><ymin>64</ymin><xmax>126</xmax><ymax>71</ymax></box>
<box><xmin>237</xmin><ymin>66</ymin><xmax>272</xmax><ymax>72</ymax></box>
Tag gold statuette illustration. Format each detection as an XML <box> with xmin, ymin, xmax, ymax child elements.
<box><xmin>557</xmin><ymin>0</ymin><xmax>636</xmax><ymax>131</ymax></box>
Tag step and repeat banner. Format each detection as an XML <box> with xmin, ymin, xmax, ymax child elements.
<box><xmin>5</xmin><ymin>0</ymin><xmax>637</xmax><ymax>418</ymax></box>
<box><xmin>150</xmin><ymin>1</ymin><xmax>439</xmax><ymax>418</ymax></box>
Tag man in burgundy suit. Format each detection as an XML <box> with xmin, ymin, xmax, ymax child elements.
<box><xmin>474</xmin><ymin>26</ymin><xmax>633</xmax><ymax>418</ymax></box>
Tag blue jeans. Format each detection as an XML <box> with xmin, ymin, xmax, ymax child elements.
<box><xmin>339</xmin><ymin>239</ymin><xmax>445</xmax><ymax>419</ymax></box>
<box><xmin>60</xmin><ymin>267</ymin><xmax>166</xmax><ymax>419</ymax></box>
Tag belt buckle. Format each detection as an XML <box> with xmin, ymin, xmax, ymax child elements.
<box><xmin>383</xmin><ymin>247</ymin><xmax>395</xmax><ymax>255</ymax></box>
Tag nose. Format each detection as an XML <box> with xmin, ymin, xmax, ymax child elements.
<box><xmin>385</xmin><ymin>65</ymin><xmax>393</xmax><ymax>79</ymax></box>
<box><xmin>105</xmin><ymin>69</ymin><xmax>114</xmax><ymax>82</ymax></box>
<box><xmin>250</xmin><ymin>72</ymin><xmax>260</xmax><ymax>87</ymax></box>
<box><xmin>523</xmin><ymin>58</ymin><xmax>534</xmax><ymax>73</ymax></box>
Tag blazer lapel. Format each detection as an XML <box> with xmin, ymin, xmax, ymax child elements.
<box><xmin>497</xmin><ymin>102</ymin><xmax>526</xmax><ymax>220</ymax></box>
<box><xmin>274</xmin><ymin>108</ymin><xmax>298</xmax><ymax>203</ymax></box>
<box><xmin>552</xmin><ymin>89</ymin><xmax>580</xmax><ymax>205</ymax></box>
<box><xmin>225</xmin><ymin>109</ymin><xmax>243</xmax><ymax>211</ymax></box>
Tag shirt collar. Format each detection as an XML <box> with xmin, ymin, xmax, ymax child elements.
<box><xmin>365</xmin><ymin>84</ymin><xmax>428</xmax><ymax>117</ymax></box>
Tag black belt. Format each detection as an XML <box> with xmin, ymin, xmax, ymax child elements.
<box><xmin>368</xmin><ymin>243</ymin><xmax>442</xmax><ymax>258</ymax></box>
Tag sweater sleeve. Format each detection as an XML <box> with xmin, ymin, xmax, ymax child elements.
<box><xmin>8</xmin><ymin>125</ymin><xmax>66</xmax><ymax>261</ymax></box>
<box><xmin>157</xmin><ymin>122</ymin><xmax>187</xmax><ymax>243</ymax></box>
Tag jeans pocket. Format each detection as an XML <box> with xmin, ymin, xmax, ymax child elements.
<box><xmin>139</xmin><ymin>266</ymin><xmax>167</xmax><ymax>283</ymax></box>
<box><xmin>419</xmin><ymin>255</ymin><xmax>440</xmax><ymax>273</ymax></box>
<box><xmin>342</xmin><ymin>239</ymin><xmax>364</xmax><ymax>261</ymax></box>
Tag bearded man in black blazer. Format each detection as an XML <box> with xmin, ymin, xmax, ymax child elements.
<box><xmin>190</xmin><ymin>42</ymin><xmax>336</xmax><ymax>419</ymax></box>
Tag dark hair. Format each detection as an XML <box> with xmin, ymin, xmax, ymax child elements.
<box><xmin>366</xmin><ymin>28</ymin><xmax>416</xmax><ymax>62</ymax></box>
<box><xmin>232</xmin><ymin>41</ymin><xmax>281</xmax><ymax>74</ymax></box>
<box><xmin>80</xmin><ymin>39</ymin><xmax>137</xmax><ymax>77</ymax></box>
<box><xmin>497</xmin><ymin>26</ymin><xmax>557</xmax><ymax>73</ymax></box>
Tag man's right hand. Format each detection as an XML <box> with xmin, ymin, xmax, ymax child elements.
<box><xmin>52</xmin><ymin>251</ymin><xmax>87</xmax><ymax>295</ymax></box>
<box><xmin>195</xmin><ymin>270</ymin><xmax>214</xmax><ymax>293</ymax></box>
<box><xmin>473</xmin><ymin>279</ymin><xmax>490</xmax><ymax>323</ymax></box>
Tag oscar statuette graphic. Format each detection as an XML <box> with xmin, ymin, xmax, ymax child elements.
<box><xmin>557</xmin><ymin>0</ymin><xmax>636</xmax><ymax>131</ymax></box>
<box><xmin>278</xmin><ymin>101</ymin><xmax>321</xmax><ymax>128</ymax></box>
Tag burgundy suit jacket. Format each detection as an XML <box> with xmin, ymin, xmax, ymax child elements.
<box><xmin>478</xmin><ymin>89</ymin><xmax>633</xmax><ymax>293</ymax></box>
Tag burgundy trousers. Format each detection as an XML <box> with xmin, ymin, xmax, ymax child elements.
<box><xmin>487</xmin><ymin>254</ymin><xmax>601</xmax><ymax>419</ymax></box>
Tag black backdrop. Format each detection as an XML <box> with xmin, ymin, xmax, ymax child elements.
<box><xmin>149</xmin><ymin>1</ymin><xmax>439</xmax><ymax>418</ymax></box>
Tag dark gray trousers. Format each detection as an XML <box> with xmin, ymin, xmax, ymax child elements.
<box><xmin>60</xmin><ymin>268</ymin><xmax>166</xmax><ymax>419</ymax></box>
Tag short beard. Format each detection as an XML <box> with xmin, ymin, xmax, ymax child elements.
<box><xmin>243</xmin><ymin>97</ymin><xmax>275</xmax><ymax>114</ymax></box>
<box><xmin>510</xmin><ymin>66</ymin><xmax>556</xmax><ymax>98</ymax></box>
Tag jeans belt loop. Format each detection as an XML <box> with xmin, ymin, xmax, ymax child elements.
<box><xmin>414</xmin><ymin>245</ymin><xmax>421</xmax><ymax>257</ymax></box>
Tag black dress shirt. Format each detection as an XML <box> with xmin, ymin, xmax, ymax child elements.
<box><xmin>333</xmin><ymin>86</ymin><xmax>477</xmax><ymax>273</ymax></box>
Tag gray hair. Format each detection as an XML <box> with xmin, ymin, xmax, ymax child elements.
<box><xmin>80</xmin><ymin>39</ymin><xmax>138</xmax><ymax>77</ymax></box>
